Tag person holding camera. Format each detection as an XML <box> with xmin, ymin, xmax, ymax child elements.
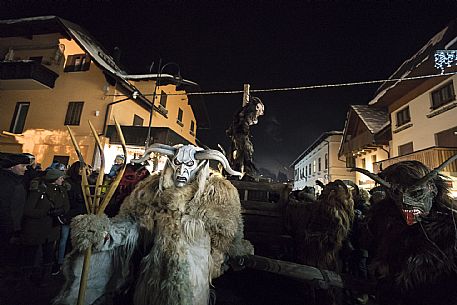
<box><xmin>21</xmin><ymin>168</ymin><xmax>69</xmax><ymax>285</ymax></box>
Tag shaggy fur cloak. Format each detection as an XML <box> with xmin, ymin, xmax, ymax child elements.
<box><xmin>362</xmin><ymin>163</ymin><xmax>457</xmax><ymax>305</ymax></box>
<box><xmin>54</xmin><ymin>166</ymin><xmax>253</xmax><ymax>305</ymax></box>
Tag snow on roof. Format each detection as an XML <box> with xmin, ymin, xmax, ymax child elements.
<box><xmin>0</xmin><ymin>16</ymin><xmax>199</xmax><ymax>91</ymax></box>
<box><xmin>350</xmin><ymin>105</ymin><xmax>388</xmax><ymax>134</ymax></box>
<box><xmin>369</xmin><ymin>25</ymin><xmax>450</xmax><ymax>106</ymax></box>
<box><xmin>123</xmin><ymin>73</ymin><xmax>199</xmax><ymax>87</ymax></box>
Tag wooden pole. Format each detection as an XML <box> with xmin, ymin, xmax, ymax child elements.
<box><xmin>68</xmin><ymin>118</ymin><xmax>128</xmax><ymax>305</ymax></box>
<box><xmin>235</xmin><ymin>255</ymin><xmax>376</xmax><ymax>294</ymax></box>
<box><xmin>242</xmin><ymin>83</ymin><xmax>250</xmax><ymax>107</ymax></box>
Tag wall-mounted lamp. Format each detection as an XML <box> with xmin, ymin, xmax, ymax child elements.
<box><xmin>95</xmin><ymin>110</ymin><xmax>100</xmax><ymax>117</ymax></box>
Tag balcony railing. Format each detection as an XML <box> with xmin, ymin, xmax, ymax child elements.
<box><xmin>0</xmin><ymin>60</ymin><xmax>59</xmax><ymax>89</ymax></box>
<box><xmin>374</xmin><ymin>147</ymin><xmax>457</xmax><ymax>173</ymax></box>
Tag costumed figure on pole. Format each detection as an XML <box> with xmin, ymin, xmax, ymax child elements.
<box><xmin>53</xmin><ymin>144</ymin><xmax>253</xmax><ymax>305</ymax></box>
<box><xmin>226</xmin><ymin>96</ymin><xmax>264</xmax><ymax>180</ymax></box>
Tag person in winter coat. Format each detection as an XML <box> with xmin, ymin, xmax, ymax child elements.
<box><xmin>54</xmin><ymin>161</ymin><xmax>86</xmax><ymax>274</ymax></box>
<box><xmin>0</xmin><ymin>153</ymin><xmax>30</xmax><ymax>278</ymax></box>
<box><xmin>21</xmin><ymin>168</ymin><xmax>70</xmax><ymax>283</ymax></box>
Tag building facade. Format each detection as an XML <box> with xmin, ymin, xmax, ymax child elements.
<box><xmin>369</xmin><ymin>18</ymin><xmax>457</xmax><ymax>197</ymax></box>
<box><xmin>291</xmin><ymin>131</ymin><xmax>354</xmax><ymax>192</ymax></box>
<box><xmin>0</xmin><ymin>16</ymin><xmax>207</xmax><ymax>169</ymax></box>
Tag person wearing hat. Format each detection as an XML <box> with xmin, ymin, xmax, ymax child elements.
<box><xmin>0</xmin><ymin>153</ymin><xmax>30</xmax><ymax>279</ymax></box>
<box><xmin>21</xmin><ymin>168</ymin><xmax>69</xmax><ymax>284</ymax></box>
<box><xmin>108</xmin><ymin>154</ymin><xmax>125</xmax><ymax>178</ymax></box>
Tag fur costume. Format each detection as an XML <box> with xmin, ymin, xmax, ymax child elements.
<box><xmin>285</xmin><ymin>180</ymin><xmax>354</xmax><ymax>305</ymax></box>
<box><xmin>53</xmin><ymin>147</ymin><xmax>253</xmax><ymax>305</ymax></box>
<box><xmin>286</xmin><ymin>180</ymin><xmax>354</xmax><ymax>270</ymax></box>
<box><xmin>360</xmin><ymin>161</ymin><xmax>457</xmax><ymax>305</ymax></box>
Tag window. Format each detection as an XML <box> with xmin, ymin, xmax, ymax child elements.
<box><xmin>190</xmin><ymin>120</ymin><xmax>195</xmax><ymax>135</ymax></box>
<box><xmin>64</xmin><ymin>102</ymin><xmax>84</xmax><ymax>125</ymax></box>
<box><xmin>159</xmin><ymin>90</ymin><xmax>167</xmax><ymax>108</ymax></box>
<box><xmin>431</xmin><ymin>81</ymin><xmax>455</xmax><ymax>110</ymax></box>
<box><xmin>313</xmin><ymin>160</ymin><xmax>316</xmax><ymax>173</ymax></box>
<box><xmin>396</xmin><ymin>107</ymin><xmax>411</xmax><ymax>127</ymax></box>
<box><xmin>52</xmin><ymin>155</ymin><xmax>69</xmax><ymax>166</ymax></box>
<box><xmin>10</xmin><ymin>102</ymin><xmax>30</xmax><ymax>133</ymax></box>
<box><xmin>435</xmin><ymin>126</ymin><xmax>457</xmax><ymax>147</ymax></box>
<box><xmin>361</xmin><ymin>158</ymin><xmax>366</xmax><ymax>169</ymax></box>
<box><xmin>308</xmin><ymin>164</ymin><xmax>311</xmax><ymax>176</ymax></box>
<box><xmin>177</xmin><ymin>108</ymin><xmax>184</xmax><ymax>126</ymax></box>
<box><xmin>371</xmin><ymin>155</ymin><xmax>377</xmax><ymax>168</ymax></box>
<box><xmin>398</xmin><ymin>142</ymin><xmax>413</xmax><ymax>156</ymax></box>
<box><xmin>133</xmin><ymin>114</ymin><xmax>144</xmax><ymax>126</ymax></box>
<box><xmin>325</xmin><ymin>153</ymin><xmax>328</xmax><ymax>169</ymax></box>
<box><xmin>64</xmin><ymin>54</ymin><xmax>91</xmax><ymax>72</ymax></box>
<box><xmin>318</xmin><ymin>157</ymin><xmax>322</xmax><ymax>171</ymax></box>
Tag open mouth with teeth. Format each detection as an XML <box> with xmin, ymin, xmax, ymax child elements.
<box><xmin>402</xmin><ymin>208</ymin><xmax>424</xmax><ymax>225</ymax></box>
<box><xmin>176</xmin><ymin>176</ymin><xmax>187</xmax><ymax>184</ymax></box>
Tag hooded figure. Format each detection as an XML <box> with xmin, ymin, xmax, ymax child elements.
<box><xmin>356</xmin><ymin>159</ymin><xmax>457</xmax><ymax>305</ymax></box>
<box><xmin>54</xmin><ymin>144</ymin><xmax>253</xmax><ymax>305</ymax></box>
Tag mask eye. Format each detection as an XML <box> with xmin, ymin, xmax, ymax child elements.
<box><xmin>173</xmin><ymin>159</ymin><xmax>181</xmax><ymax>165</ymax></box>
<box><xmin>410</xmin><ymin>189</ymin><xmax>424</xmax><ymax>197</ymax></box>
<box><xmin>186</xmin><ymin>160</ymin><xmax>194</xmax><ymax>167</ymax></box>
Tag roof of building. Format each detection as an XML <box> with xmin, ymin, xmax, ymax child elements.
<box><xmin>370</xmin><ymin>18</ymin><xmax>457</xmax><ymax>107</ymax></box>
<box><xmin>0</xmin><ymin>16</ymin><xmax>210</xmax><ymax>129</ymax></box>
<box><xmin>349</xmin><ymin>105</ymin><xmax>389</xmax><ymax>134</ymax></box>
<box><xmin>291</xmin><ymin>131</ymin><xmax>343</xmax><ymax>167</ymax></box>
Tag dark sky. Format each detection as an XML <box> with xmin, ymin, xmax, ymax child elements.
<box><xmin>2</xmin><ymin>0</ymin><xmax>457</xmax><ymax>177</ymax></box>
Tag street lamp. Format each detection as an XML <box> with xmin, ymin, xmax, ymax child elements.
<box><xmin>145</xmin><ymin>60</ymin><xmax>183</xmax><ymax>148</ymax></box>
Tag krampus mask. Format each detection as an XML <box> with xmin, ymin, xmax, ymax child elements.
<box><xmin>352</xmin><ymin>153</ymin><xmax>457</xmax><ymax>225</ymax></box>
<box><xmin>133</xmin><ymin>143</ymin><xmax>242</xmax><ymax>187</ymax></box>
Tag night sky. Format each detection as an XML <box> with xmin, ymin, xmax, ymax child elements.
<box><xmin>1</xmin><ymin>0</ymin><xmax>457</xmax><ymax>178</ymax></box>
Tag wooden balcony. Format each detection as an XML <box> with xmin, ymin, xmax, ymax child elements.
<box><xmin>0</xmin><ymin>60</ymin><xmax>59</xmax><ymax>90</ymax></box>
<box><xmin>374</xmin><ymin>147</ymin><xmax>457</xmax><ymax>173</ymax></box>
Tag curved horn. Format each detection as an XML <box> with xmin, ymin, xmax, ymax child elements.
<box><xmin>131</xmin><ymin>143</ymin><xmax>177</xmax><ymax>164</ymax></box>
<box><xmin>414</xmin><ymin>153</ymin><xmax>457</xmax><ymax>186</ymax></box>
<box><xmin>195</xmin><ymin>149</ymin><xmax>243</xmax><ymax>177</ymax></box>
<box><xmin>350</xmin><ymin>167</ymin><xmax>391</xmax><ymax>189</ymax></box>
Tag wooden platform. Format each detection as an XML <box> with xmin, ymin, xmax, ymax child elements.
<box><xmin>230</xmin><ymin>180</ymin><xmax>294</xmax><ymax>259</ymax></box>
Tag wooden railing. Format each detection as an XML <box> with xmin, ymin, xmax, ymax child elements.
<box><xmin>374</xmin><ymin>147</ymin><xmax>457</xmax><ymax>173</ymax></box>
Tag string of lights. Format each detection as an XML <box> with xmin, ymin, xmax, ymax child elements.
<box><xmin>106</xmin><ymin>71</ymin><xmax>457</xmax><ymax>98</ymax></box>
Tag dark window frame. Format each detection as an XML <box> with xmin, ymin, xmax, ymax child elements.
<box><xmin>325</xmin><ymin>153</ymin><xmax>328</xmax><ymax>169</ymax></box>
<box><xmin>64</xmin><ymin>101</ymin><xmax>84</xmax><ymax>126</ymax></box>
<box><xmin>318</xmin><ymin>157</ymin><xmax>322</xmax><ymax>171</ymax></box>
<box><xmin>133</xmin><ymin>114</ymin><xmax>144</xmax><ymax>126</ymax></box>
<box><xmin>431</xmin><ymin>81</ymin><xmax>455</xmax><ymax>110</ymax></box>
<box><xmin>396</xmin><ymin>106</ymin><xmax>411</xmax><ymax>127</ymax></box>
<box><xmin>177</xmin><ymin>108</ymin><xmax>184</xmax><ymax>126</ymax></box>
<box><xmin>159</xmin><ymin>90</ymin><xmax>167</xmax><ymax>108</ymax></box>
<box><xmin>64</xmin><ymin>54</ymin><xmax>91</xmax><ymax>72</ymax></box>
<box><xmin>398</xmin><ymin>142</ymin><xmax>414</xmax><ymax>156</ymax></box>
<box><xmin>9</xmin><ymin>102</ymin><xmax>30</xmax><ymax>134</ymax></box>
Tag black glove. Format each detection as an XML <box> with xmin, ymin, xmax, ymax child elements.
<box><xmin>48</xmin><ymin>207</ymin><xmax>65</xmax><ymax>217</ymax></box>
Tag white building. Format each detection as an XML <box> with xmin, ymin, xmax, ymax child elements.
<box><xmin>291</xmin><ymin>131</ymin><xmax>354</xmax><ymax>192</ymax></box>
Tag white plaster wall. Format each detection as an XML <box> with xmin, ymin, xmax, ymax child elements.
<box><xmin>391</xmin><ymin>75</ymin><xmax>457</xmax><ymax>156</ymax></box>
